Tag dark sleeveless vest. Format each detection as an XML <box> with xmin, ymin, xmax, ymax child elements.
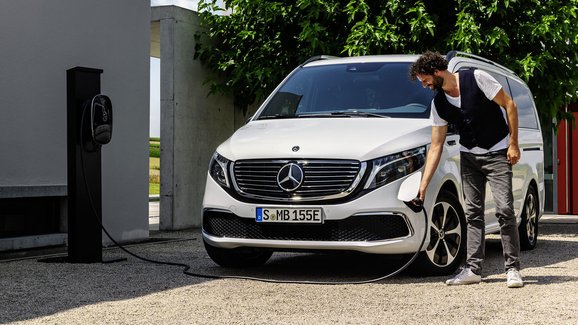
<box><xmin>433</xmin><ymin>69</ymin><xmax>509</xmax><ymax>150</ymax></box>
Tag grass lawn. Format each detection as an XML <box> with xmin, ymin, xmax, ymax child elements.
<box><xmin>150</xmin><ymin>138</ymin><xmax>160</xmax><ymax>195</ymax></box>
<box><xmin>150</xmin><ymin>138</ymin><xmax>160</xmax><ymax>158</ymax></box>
<box><xmin>149</xmin><ymin>181</ymin><xmax>159</xmax><ymax>196</ymax></box>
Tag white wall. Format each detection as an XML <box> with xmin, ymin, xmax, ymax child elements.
<box><xmin>0</xmin><ymin>1</ymin><xmax>151</xmax><ymax>242</ymax></box>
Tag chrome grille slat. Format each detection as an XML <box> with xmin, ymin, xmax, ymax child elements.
<box><xmin>301</xmin><ymin>183</ymin><xmax>350</xmax><ymax>187</ymax></box>
<box><xmin>236</xmin><ymin>178</ymin><xmax>277</xmax><ymax>182</ymax></box>
<box><xmin>243</xmin><ymin>188</ymin><xmax>285</xmax><ymax>193</ymax></box>
<box><xmin>299</xmin><ymin>189</ymin><xmax>344</xmax><ymax>194</ymax></box>
<box><xmin>304</xmin><ymin>181</ymin><xmax>352</xmax><ymax>184</ymax></box>
<box><xmin>304</xmin><ymin>167</ymin><xmax>358</xmax><ymax>170</ymax></box>
<box><xmin>305</xmin><ymin>175</ymin><xmax>354</xmax><ymax>177</ymax></box>
<box><xmin>237</xmin><ymin>184</ymin><xmax>281</xmax><ymax>190</ymax></box>
<box><xmin>236</xmin><ymin>179</ymin><xmax>278</xmax><ymax>184</ymax></box>
<box><xmin>305</xmin><ymin>170</ymin><xmax>357</xmax><ymax>173</ymax></box>
<box><xmin>232</xmin><ymin>159</ymin><xmax>364</xmax><ymax>202</ymax></box>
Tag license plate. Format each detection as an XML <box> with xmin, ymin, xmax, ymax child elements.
<box><xmin>256</xmin><ymin>207</ymin><xmax>323</xmax><ymax>224</ymax></box>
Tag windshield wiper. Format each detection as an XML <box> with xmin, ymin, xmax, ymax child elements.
<box><xmin>258</xmin><ymin>111</ymin><xmax>388</xmax><ymax>120</ymax></box>
<box><xmin>257</xmin><ymin>114</ymin><xmax>299</xmax><ymax>120</ymax></box>
<box><xmin>331</xmin><ymin>111</ymin><xmax>388</xmax><ymax>118</ymax></box>
<box><xmin>300</xmin><ymin>111</ymin><xmax>388</xmax><ymax>118</ymax></box>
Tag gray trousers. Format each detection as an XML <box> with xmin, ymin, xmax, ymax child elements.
<box><xmin>461</xmin><ymin>150</ymin><xmax>520</xmax><ymax>275</ymax></box>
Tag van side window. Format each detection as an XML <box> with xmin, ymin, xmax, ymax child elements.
<box><xmin>486</xmin><ymin>71</ymin><xmax>512</xmax><ymax>97</ymax></box>
<box><xmin>508</xmin><ymin>79</ymin><xmax>539</xmax><ymax>129</ymax></box>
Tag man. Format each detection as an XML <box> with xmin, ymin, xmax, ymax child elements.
<box><xmin>409</xmin><ymin>51</ymin><xmax>523</xmax><ymax>288</ymax></box>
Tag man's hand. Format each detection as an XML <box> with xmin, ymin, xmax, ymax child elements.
<box><xmin>418</xmin><ymin>183</ymin><xmax>427</xmax><ymax>202</ymax></box>
<box><xmin>507</xmin><ymin>143</ymin><xmax>520</xmax><ymax>165</ymax></box>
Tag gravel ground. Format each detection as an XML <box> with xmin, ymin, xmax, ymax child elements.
<box><xmin>1</xmin><ymin>219</ymin><xmax>577</xmax><ymax>325</ymax></box>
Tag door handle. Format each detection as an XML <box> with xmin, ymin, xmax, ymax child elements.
<box><xmin>447</xmin><ymin>140</ymin><xmax>457</xmax><ymax>146</ymax></box>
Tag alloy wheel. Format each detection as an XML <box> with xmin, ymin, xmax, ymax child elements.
<box><xmin>426</xmin><ymin>201</ymin><xmax>462</xmax><ymax>267</ymax></box>
<box><xmin>525</xmin><ymin>192</ymin><xmax>537</xmax><ymax>244</ymax></box>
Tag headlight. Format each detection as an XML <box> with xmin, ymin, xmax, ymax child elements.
<box><xmin>209</xmin><ymin>152</ymin><xmax>231</xmax><ymax>188</ymax></box>
<box><xmin>364</xmin><ymin>146</ymin><xmax>426</xmax><ymax>190</ymax></box>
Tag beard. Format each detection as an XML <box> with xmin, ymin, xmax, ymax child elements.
<box><xmin>432</xmin><ymin>76</ymin><xmax>444</xmax><ymax>91</ymax></box>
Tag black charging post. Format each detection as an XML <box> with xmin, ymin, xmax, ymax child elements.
<box><xmin>66</xmin><ymin>67</ymin><xmax>104</xmax><ymax>263</ymax></box>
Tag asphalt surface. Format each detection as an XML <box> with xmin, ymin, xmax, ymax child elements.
<box><xmin>0</xmin><ymin>216</ymin><xmax>577</xmax><ymax>324</ymax></box>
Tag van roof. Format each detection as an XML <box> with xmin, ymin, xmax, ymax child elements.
<box><xmin>301</xmin><ymin>53</ymin><xmax>522</xmax><ymax>84</ymax></box>
<box><xmin>302</xmin><ymin>55</ymin><xmax>420</xmax><ymax>67</ymax></box>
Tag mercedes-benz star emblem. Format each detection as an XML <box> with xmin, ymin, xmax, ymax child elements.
<box><xmin>276</xmin><ymin>163</ymin><xmax>304</xmax><ymax>192</ymax></box>
<box><xmin>292</xmin><ymin>146</ymin><xmax>300</xmax><ymax>152</ymax></box>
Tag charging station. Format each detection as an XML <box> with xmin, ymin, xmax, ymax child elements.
<box><xmin>66</xmin><ymin>67</ymin><xmax>112</xmax><ymax>263</ymax></box>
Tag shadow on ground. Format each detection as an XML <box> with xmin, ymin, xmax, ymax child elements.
<box><xmin>0</xmin><ymin>222</ymin><xmax>576</xmax><ymax>323</ymax></box>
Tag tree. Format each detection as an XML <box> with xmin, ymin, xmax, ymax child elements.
<box><xmin>195</xmin><ymin>0</ymin><xmax>578</xmax><ymax>123</ymax></box>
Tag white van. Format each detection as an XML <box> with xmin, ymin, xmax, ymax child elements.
<box><xmin>201</xmin><ymin>51</ymin><xmax>544</xmax><ymax>275</ymax></box>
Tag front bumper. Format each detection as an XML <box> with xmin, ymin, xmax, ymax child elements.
<box><xmin>202</xmin><ymin>173</ymin><xmax>428</xmax><ymax>254</ymax></box>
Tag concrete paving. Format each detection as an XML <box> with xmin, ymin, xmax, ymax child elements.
<box><xmin>1</xmin><ymin>215</ymin><xmax>578</xmax><ymax>324</ymax></box>
<box><xmin>539</xmin><ymin>214</ymin><xmax>578</xmax><ymax>224</ymax></box>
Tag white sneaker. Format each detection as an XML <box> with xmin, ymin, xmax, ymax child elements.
<box><xmin>507</xmin><ymin>269</ymin><xmax>524</xmax><ymax>288</ymax></box>
<box><xmin>446</xmin><ymin>268</ymin><xmax>482</xmax><ymax>285</ymax></box>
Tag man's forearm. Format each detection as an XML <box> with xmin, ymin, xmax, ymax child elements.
<box><xmin>420</xmin><ymin>145</ymin><xmax>443</xmax><ymax>191</ymax></box>
<box><xmin>506</xmin><ymin>101</ymin><xmax>519</xmax><ymax>146</ymax></box>
<box><xmin>420</xmin><ymin>125</ymin><xmax>448</xmax><ymax>199</ymax></box>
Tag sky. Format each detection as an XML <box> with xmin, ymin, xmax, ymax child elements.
<box><xmin>151</xmin><ymin>0</ymin><xmax>199</xmax><ymax>11</ymax></box>
<box><xmin>150</xmin><ymin>57</ymin><xmax>160</xmax><ymax>138</ymax></box>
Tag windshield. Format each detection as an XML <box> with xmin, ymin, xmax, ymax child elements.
<box><xmin>257</xmin><ymin>62</ymin><xmax>433</xmax><ymax>120</ymax></box>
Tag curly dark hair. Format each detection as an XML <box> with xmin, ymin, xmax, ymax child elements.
<box><xmin>409</xmin><ymin>51</ymin><xmax>448</xmax><ymax>80</ymax></box>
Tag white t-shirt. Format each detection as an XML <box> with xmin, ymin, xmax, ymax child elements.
<box><xmin>430</xmin><ymin>69</ymin><xmax>509</xmax><ymax>154</ymax></box>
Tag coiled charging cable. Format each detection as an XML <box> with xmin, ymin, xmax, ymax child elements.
<box><xmin>79</xmin><ymin>104</ymin><xmax>428</xmax><ymax>284</ymax></box>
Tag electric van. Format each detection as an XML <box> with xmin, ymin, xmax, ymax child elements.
<box><xmin>201</xmin><ymin>51</ymin><xmax>544</xmax><ymax>275</ymax></box>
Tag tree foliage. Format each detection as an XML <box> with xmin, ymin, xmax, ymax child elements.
<box><xmin>195</xmin><ymin>0</ymin><xmax>578</xmax><ymax>123</ymax></box>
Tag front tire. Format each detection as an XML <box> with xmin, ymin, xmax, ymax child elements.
<box><xmin>519</xmin><ymin>186</ymin><xmax>539</xmax><ymax>250</ymax></box>
<box><xmin>204</xmin><ymin>240</ymin><xmax>273</xmax><ymax>268</ymax></box>
<box><xmin>412</xmin><ymin>191</ymin><xmax>466</xmax><ymax>276</ymax></box>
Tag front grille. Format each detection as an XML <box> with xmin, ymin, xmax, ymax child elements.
<box><xmin>232</xmin><ymin>159</ymin><xmax>363</xmax><ymax>201</ymax></box>
<box><xmin>203</xmin><ymin>210</ymin><xmax>410</xmax><ymax>242</ymax></box>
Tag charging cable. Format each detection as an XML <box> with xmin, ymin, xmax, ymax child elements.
<box><xmin>78</xmin><ymin>102</ymin><xmax>428</xmax><ymax>284</ymax></box>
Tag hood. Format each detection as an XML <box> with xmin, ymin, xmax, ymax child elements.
<box><xmin>217</xmin><ymin>118</ymin><xmax>432</xmax><ymax>161</ymax></box>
